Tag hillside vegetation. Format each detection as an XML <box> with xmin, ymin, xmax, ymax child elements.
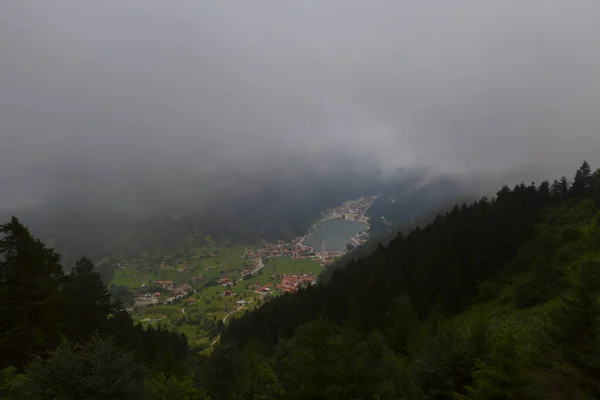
<box><xmin>2</xmin><ymin>161</ymin><xmax>600</xmax><ymax>399</ymax></box>
<box><xmin>196</xmin><ymin>161</ymin><xmax>600</xmax><ymax>399</ymax></box>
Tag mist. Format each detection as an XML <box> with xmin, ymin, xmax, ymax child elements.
<box><xmin>2</xmin><ymin>1</ymin><xmax>600</xmax><ymax>217</ymax></box>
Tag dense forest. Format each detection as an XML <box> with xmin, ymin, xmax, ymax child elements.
<box><xmin>2</xmin><ymin>161</ymin><xmax>600</xmax><ymax>399</ymax></box>
<box><xmin>319</xmin><ymin>199</ymin><xmax>461</xmax><ymax>285</ymax></box>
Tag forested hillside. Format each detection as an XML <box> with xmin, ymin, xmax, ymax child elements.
<box><xmin>2</xmin><ymin>161</ymin><xmax>600</xmax><ymax>399</ymax></box>
<box><xmin>196</xmin><ymin>161</ymin><xmax>600</xmax><ymax>399</ymax></box>
<box><xmin>319</xmin><ymin>201</ymin><xmax>458</xmax><ymax>284</ymax></box>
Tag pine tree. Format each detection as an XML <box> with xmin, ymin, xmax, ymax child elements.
<box><xmin>571</xmin><ymin>161</ymin><xmax>593</xmax><ymax>198</ymax></box>
<box><xmin>61</xmin><ymin>257</ymin><xmax>114</xmax><ymax>341</ymax></box>
<box><xmin>537</xmin><ymin>180</ymin><xmax>551</xmax><ymax>206</ymax></box>
<box><xmin>0</xmin><ymin>217</ymin><xmax>65</xmax><ymax>369</ymax></box>
<box><xmin>16</xmin><ymin>336</ymin><xmax>147</xmax><ymax>400</ymax></box>
<box><xmin>146</xmin><ymin>373</ymin><xmax>211</xmax><ymax>400</ymax></box>
<box><xmin>550</xmin><ymin>179</ymin><xmax>563</xmax><ymax>198</ymax></box>
<box><xmin>559</xmin><ymin>176</ymin><xmax>570</xmax><ymax>197</ymax></box>
<box><xmin>538</xmin><ymin>181</ymin><xmax>550</xmax><ymax>197</ymax></box>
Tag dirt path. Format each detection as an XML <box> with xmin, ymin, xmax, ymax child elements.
<box><xmin>210</xmin><ymin>300</ymin><xmax>254</xmax><ymax>348</ymax></box>
<box><xmin>223</xmin><ymin>300</ymin><xmax>253</xmax><ymax>323</ymax></box>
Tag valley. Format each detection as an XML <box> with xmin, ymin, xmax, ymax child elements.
<box><xmin>111</xmin><ymin>195</ymin><xmax>377</xmax><ymax>349</ymax></box>
<box><xmin>4</xmin><ymin>162</ymin><xmax>600</xmax><ymax>399</ymax></box>
<box><xmin>4</xmin><ymin>3</ymin><xmax>599</xmax><ymax>397</ymax></box>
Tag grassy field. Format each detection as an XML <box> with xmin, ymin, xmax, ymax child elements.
<box><xmin>111</xmin><ymin>267</ymin><xmax>156</xmax><ymax>289</ymax></box>
<box><xmin>110</xmin><ymin>245</ymin><xmax>250</xmax><ymax>290</ymax></box>
<box><xmin>263</xmin><ymin>256</ymin><xmax>322</xmax><ymax>275</ymax></box>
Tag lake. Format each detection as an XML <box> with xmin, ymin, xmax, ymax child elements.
<box><xmin>303</xmin><ymin>219</ymin><xmax>368</xmax><ymax>252</ymax></box>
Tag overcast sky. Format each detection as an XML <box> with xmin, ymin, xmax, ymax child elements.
<box><xmin>2</xmin><ymin>1</ymin><xmax>600</xmax><ymax>211</ymax></box>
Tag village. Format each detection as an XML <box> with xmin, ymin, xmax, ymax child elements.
<box><xmin>131</xmin><ymin>194</ymin><xmax>377</xmax><ymax>309</ymax></box>
<box><xmin>126</xmin><ymin>195</ymin><xmax>377</xmax><ymax>347</ymax></box>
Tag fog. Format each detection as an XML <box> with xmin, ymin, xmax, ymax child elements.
<box><xmin>2</xmin><ymin>1</ymin><xmax>600</xmax><ymax>215</ymax></box>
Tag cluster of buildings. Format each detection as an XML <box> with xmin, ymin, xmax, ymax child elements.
<box><xmin>246</xmin><ymin>272</ymin><xmax>317</xmax><ymax>295</ymax></box>
<box><xmin>239</xmin><ymin>196</ymin><xmax>377</xmax><ymax>270</ymax></box>
<box><xmin>326</xmin><ymin>195</ymin><xmax>377</xmax><ymax>222</ymax></box>
<box><xmin>351</xmin><ymin>230</ymin><xmax>370</xmax><ymax>246</ymax></box>
<box><xmin>279</xmin><ymin>273</ymin><xmax>317</xmax><ymax>293</ymax></box>
<box><xmin>133</xmin><ymin>292</ymin><xmax>160</xmax><ymax>308</ymax></box>
<box><xmin>152</xmin><ymin>281</ymin><xmax>192</xmax><ymax>296</ymax></box>
<box><xmin>152</xmin><ymin>280</ymin><xmax>174</xmax><ymax>289</ymax></box>
<box><xmin>247</xmin><ymin>244</ymin><xmax>313</xmax><ymax>262</ymax></box>
<box><xmin>133</xmin><ymin>281</ymin><xmax>195</xmax><ymax>308</ymax></box>
<box><xmin>220</xmin><ymin>277</ymin><xmax>233</xmax><ymax>286</ymax></box>
<box><xmin>318</xmin><ymin>251</ymin><xmax>346</xmax><ymax>266</ymax></box>
<box><xmin>162</xmin><ymin>283</ymin><xmax>194</xmax><ymax>304</ymax></box>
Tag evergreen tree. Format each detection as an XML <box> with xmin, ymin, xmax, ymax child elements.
<box><xmin>550</xmin><ymin>179</ymin><xmax>562</xmax><ymax>197</ymax></box>
<box><xmin>14</xmin><ymin>336</ymin><xmax>147</xmax><ymax>400</ymax></box>
<box><xmin>537</xmin><ymin>180</ymin><xmax>550</xmax><ymax>201</ymax></box>
<box><xmin>0</xmin><ymin>217</ymin><xmax>64</xmax><ymax>369</ymax></box>
<box><xmin>559</xmin><ymin>176</ymin><xmax>570</xmax><ymax>197</ymax></box>
<box><xmin>61</xmin><ymin>257</ymin><xmax>114</xmax><ymax>341</ymax></box>
<box><xmin>571</xmin><ymin>161</ymin><xmax>593</xmax><ymax>198</ymax></box>
<box><xmin>548</xmin><ymin>260</ymin><xmax>600</xmax><ymax>396</ymax></box>
<box><xmin>462</xmin><ymin>327</ymin><xmax>534</xmax><ymax>400</ymax></box>
<box><xmin>146</xmin><ymin>373</ymin><xmax>210</xmax><ymax>400</ymax></box>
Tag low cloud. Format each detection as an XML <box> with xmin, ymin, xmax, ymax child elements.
<box><xmin>1</xmin><ymin>1</ymin><xmax>599</xmax><ymax>214</ymax></box>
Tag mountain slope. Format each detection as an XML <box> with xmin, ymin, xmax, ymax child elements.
<box><xmin>196</xmin><ymin>161</ymin><xmax>600</xmax><ymax>399</ymax></box>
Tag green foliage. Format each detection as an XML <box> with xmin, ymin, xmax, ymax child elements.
<box><xmin>0</xmin><ymin>217</ymin><xmax>65</xmax><ymax>369</ymax></box>
<box><xmin>230</xmin><ymin>348</ymin><xmax>284</xmax><ymax>400</ymax></box>
<box><xmin>15</xmin><ymin>336</ymin><xmax>147</xmax><ymax>400</ymax></box>
<box><xmin>0</xmin><ymin>217</ymin><xmax>190</xmax><ymax>377</ymax></box>
<box><xmin>271</xmin><ymin>319</ymin><xmax>410</xmax><ymax>399</ymax></box>
<box><xmin>0</xmin><ymin>367</ymin><xmax>25</xmax><ymax>400</ymax></box>
<box><xmin>145</xmin><ymin>373</ymin><xmax>210</xmax><ymax>400</ymax></box>
<box><xmin>61</xmin><ymin>256</ymin><xmax>115</xmax><ymax>340</ymax></box>
<box><xmin>571</xmin><ymin>161</ymin><xmax>594</xmax><ymax>199</ymax></box>
<box><xmin>412</xmin><ymin>328</ymin><xmax>475</xmax><ymax>398</ymax></box>
<box><xmin>461</xmin><ymin>325</ymin><xmax>535</xmax><ymax>400</ymax></box>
